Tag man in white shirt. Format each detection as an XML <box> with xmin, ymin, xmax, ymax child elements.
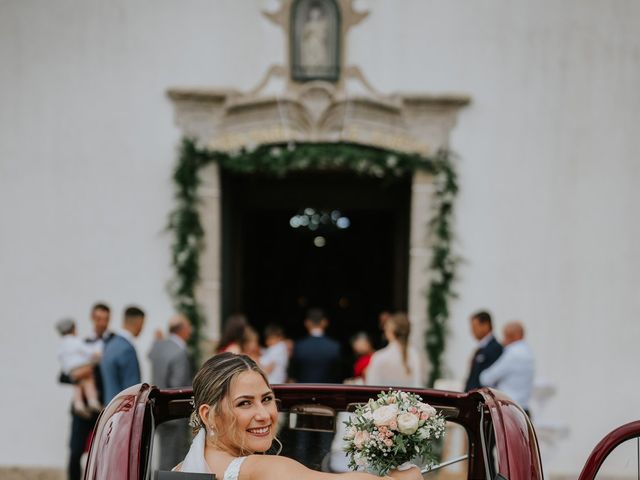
<box><xmin>479</xmin><ymin>321</ymin><xmax>535</xmax><ymax>415</ymax></box>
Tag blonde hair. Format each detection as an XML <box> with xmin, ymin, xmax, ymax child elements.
<box><xmin>190</xmin><ymin>352</ymin><xmax>276</xmax><ymax>455</ymax></box>
<box><xmin>389</xmin><ymin>313</ymin><xmax>412</xmax><ymax>375</ymax></box>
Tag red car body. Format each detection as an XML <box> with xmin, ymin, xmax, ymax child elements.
<box><xmin>83</xmin><ymin>383</ymin><xmax>636</xmax><ymax>480</ymax></box>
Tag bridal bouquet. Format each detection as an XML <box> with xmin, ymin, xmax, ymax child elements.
<box><xmin>343</xmin><ymin>390</ymin><xmax>446</xmax><ymax>475</ymax></box>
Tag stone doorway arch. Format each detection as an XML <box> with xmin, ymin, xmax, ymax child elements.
<box><xmin>167</xmin><ymin>0</ymin><xmax>469</xmax><ymax>356</ymax></box>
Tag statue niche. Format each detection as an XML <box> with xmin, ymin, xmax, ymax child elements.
<box><xmin>291</xmin><ymin>0</ymin><xmax>340</xmax><ymax>82</ymax></box>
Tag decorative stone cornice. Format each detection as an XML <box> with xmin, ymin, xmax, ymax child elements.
<box><xmin>168</xmin><ymin>80</ymin><xmax>469</xmax><ymax>154</ymax></box>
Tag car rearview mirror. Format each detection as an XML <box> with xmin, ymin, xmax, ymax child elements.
<box><xmin>288</xmin><ymin>404</ymin><xmax>336</xmax><ymax>432</ymax></box>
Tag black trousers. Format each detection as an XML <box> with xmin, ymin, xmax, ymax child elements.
<box><xmin>68</xmin><ymin>413</ymin><xmax>97</xmax><ymax>480</ymax></box>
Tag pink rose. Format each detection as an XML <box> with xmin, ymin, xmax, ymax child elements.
<box><xmin>354</xmin><ymin>430</ymin><xmax>370</xmax><ymax>449</ymax></box>
<box><xmin>419</xmin><ymin>402</ymin><xmax>437</xmax><ymax>416</ymax></box>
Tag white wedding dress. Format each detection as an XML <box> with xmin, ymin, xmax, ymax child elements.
<box><xmin>175</xmin><ymin>429</ymin><xmax>247</xmax><ymax>480</ymax></box>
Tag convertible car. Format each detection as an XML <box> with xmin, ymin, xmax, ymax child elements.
<box><xmin>83</xmin><ymin>383</ymin><xmax>639</xmax><ymax>480</ymax></box>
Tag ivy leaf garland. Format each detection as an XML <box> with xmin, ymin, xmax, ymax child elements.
<box><xmin>168</xmin><ymin>138</ymin><xmax>459</xmax><ymax>384</ymax></box>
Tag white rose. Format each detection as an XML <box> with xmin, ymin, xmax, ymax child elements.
<box><xmin>397</xmin><ymin>412</ymin><xmax>420</xmax><ymax>435</ymax></box>
<box><xmin>416</xmin><ymin>426</ymin><xmax>430</xmax><ymax>439</ymax></box>
<box><xmin>372</xmin><ymin>404</ymin><xmax>398</xmax><ymax>427</ymax></box>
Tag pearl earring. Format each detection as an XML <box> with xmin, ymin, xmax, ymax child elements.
<box><xmin>208</xmin><ymin>426</ymin><xmax>216</xmax><ymax>437</ymax></box>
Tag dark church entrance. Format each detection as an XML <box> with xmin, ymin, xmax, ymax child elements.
<box><xmin>221</xmin><ymin>170</ymin><xmax>410</xmax><ymax>349</ymax></box>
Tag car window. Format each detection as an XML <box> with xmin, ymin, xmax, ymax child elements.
<box><xmin>146</xmin><ymin>392</ymin><xmax>474</xmax><ymax>479</ymax></box>
<box><xmin>278</xmin><ymin>407</ymin><xmax>470</xmax><ymax>476</ymax></box>
<box><xmin>423</xmin><ymin>422</ymin><xmax>468</xmax><ymax>480</ymax></box>
<box><xmin>594</xmin><ymin>437</ymin><xmax>640</xmax><ymax>480</ymax></box>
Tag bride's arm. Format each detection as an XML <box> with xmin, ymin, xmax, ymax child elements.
<box><xmin>244</xmin><ymin>455</ymin><xmax>421</xmax><ymax>480</ymax></box>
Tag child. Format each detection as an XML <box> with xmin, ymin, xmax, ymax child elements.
<box><xmin>350</xmin><ymin>331</ymin><xmax>375</xmax><ymax>383</ymax></box>
<box><xmin>260</xmin><ymin>324</ymin><xmax>289</xmax><ymax>384</ymax></box>
<box><xmin>56</xmin><ymin>318</ymin><xmax>103</xmax><ymax>417</ymax></box>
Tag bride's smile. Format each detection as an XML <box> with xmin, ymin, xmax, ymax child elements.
<box><xmin>247</xmin><ymin>425</ymin><xmax>271</xmax><ymax>436</ymax></box>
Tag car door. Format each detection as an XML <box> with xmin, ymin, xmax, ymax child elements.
<box><xmin>84</xmin><ymin>383</ymin><xmax>154</xmax><ymax>480</ymax></box>
<box><xmin>481</xmin><ymin>388</ymin><xmax>544</xmax><ymax>480</ymax></box>
<box><xmin>578</xmin><ymin>420</ymin><xmax>640</xmax><ymax>480</ymax></box>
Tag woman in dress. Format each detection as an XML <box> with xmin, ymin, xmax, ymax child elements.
<box><xmin>365</xmin><ymin>313</ymin><xmax>425</xmax><ymax>388</ymax></box>
<box><xmin>175</xmin><ymin>352</ymin><xmax>421</xmax><ymax>480</ymax></box>
<box><xmin>217</xmin><ymin>314</ymin><xmax>249</xmax><ymax>354</ymax></box>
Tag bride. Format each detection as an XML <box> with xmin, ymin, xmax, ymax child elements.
<box><xmin>175</xmin><ymin>352</ymin><xmax>422</xmax><ymax>480</ymax></box>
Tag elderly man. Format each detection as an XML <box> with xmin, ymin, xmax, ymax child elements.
<box><xmin>148</xmin><ymin>314</ymin><xmax>193</xmax><ymax>470</ymax></box>
<box><xmin>479</xmin><ymin>321</ymin><xmax>535</xmax><ymax>415</ymax></box>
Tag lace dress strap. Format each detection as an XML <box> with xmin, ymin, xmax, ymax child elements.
<box><xmin>223</xmin><ymin>456</ymin><xmax>247</xmax><ymax>480</ymax></box>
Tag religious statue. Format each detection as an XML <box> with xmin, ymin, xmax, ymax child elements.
<box><xmin>291</xmin><ymin>0</ymin><xmax>340</xmax><ymax>82</ymax></box>
<box><xmin>301</xmin><ymin>6</ymin><xmax>329</xmax><ymax>71</ymax></box>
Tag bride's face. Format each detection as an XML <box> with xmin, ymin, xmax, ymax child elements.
<box><xmin>219</xmin><ymin>370</ymin><xmax>278</xmax><ymax>454</ymax></box>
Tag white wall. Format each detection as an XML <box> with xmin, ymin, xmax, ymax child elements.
<box><xmin>1</xmin><ymin>0</ymin><xmax>639</xmax><ymax>476</ymax></box>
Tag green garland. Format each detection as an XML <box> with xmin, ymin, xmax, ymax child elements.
<box><xmin>168</xmin><ymin>138</ymin><xmax>458</xmax><ymax>384</ymax></box>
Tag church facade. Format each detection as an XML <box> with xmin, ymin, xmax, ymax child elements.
<box><xmin>1</xmin><ymin>1</ymin><xmax>639</xmax><ymax>478</ymax></box>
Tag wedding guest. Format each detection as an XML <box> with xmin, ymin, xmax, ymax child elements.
<box><xmin>289</xmin><ymin>308</ymin><xmax>341</xmax><ymax>383</ymax></box>
<box><xmin>148</xmin><ymin>314</ymin><xmax>194</xmax><ymax>470</ymax></box>
<box><xmin>350</xmin><ymin>332</ymin><xmax>375</xmax><ymax>381</ymax></box>
<box><xmin>240</xmin><ymin>325</ymin><xmax>262</xmax><ymax>362</ymax></box>
<box><xmin>100</xmin><ymin>305</ymin><xmax>145</xmax><ymax>403</ymax></box>
<box><xmin>55</xmin><ymin>318</ymin><xmax>103</xmax><ymax>417</ymax></box>
<box><xmin>62</xmin><ymin>302</ymin><xmax>113</xmax><ymax>480</ymax></box>
<box><xmin>287</xmin><ymin>308</ymin><xmax>342</xmax><ymax>468</ymax></box>
<box><xmin>260</xmin><ymin>324</ymin><xmax>289</xmax><ymax>384</ymax></box>
<box><xmin>480</xmin><ymin>321</ymin><xmax>535</xmax><ymax>415</ymax></box>
<box><xmin>217</xmin><ymin>313</ymin><xmax>248</xmax><ymax>354</ymax></box>
<box><xmin>377</xmin><ymin>310</ymin><xmax>392</xmax><ymax>348</ymax></box>
<box><xmin>174</xmin><ymin>352</ymin><xmax>421</xmax><ymax>480</ymax></box>
<box><xmin>365</xmin><ymin>313</ymin><xmax>425</xmax><ymax>388</ymax></box>
<box><xmin>464</xmin><ymin>310</ymin><xmax>503</xmax><ymax>391</ymax></box>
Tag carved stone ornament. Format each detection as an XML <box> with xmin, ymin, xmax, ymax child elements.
<box><xmin>168</xmin><ymin>0</ymin><xmax>470</xmax><ymax>155</ymax></box>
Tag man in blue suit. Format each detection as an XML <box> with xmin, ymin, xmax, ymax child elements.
<box><xmin>289</xmin><ymin>308</ymin><xmax>342</xmax><ymax>383</ymax></box>
<box><xmin>286</xmin><ymin>308</ymin><xmax>342</xmax><ymax>469</ymax></box>
<box><xmin>464</xmin><ymin>310</ymin><xmax>503</xmax><ymax>391</ymax></box>
<box><xmin>100</xmin><ymin>305</ymin><xmax>145</xmax><ymax>404</ymax></box>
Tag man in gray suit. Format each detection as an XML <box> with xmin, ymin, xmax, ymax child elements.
<box><xmin>148</xmin><ymin>314</ymin><xmax>193</xmax><ymax>470</ymax></box>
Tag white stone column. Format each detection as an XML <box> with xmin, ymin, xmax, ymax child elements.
<box><xmin>197</xmin><ymin>163</ymin><xmax>222</xmax><ymax>356</ymax></box>
<box><xmin>408</xmin><ymin>170</ymin><xmax>434</xmax><ymax>381</ymax></box>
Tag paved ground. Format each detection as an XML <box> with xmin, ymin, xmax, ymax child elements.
<box><xmin>0</xmin><ymin>468</ymin><xmax>65</xmax><ymax>480</ymax></box>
